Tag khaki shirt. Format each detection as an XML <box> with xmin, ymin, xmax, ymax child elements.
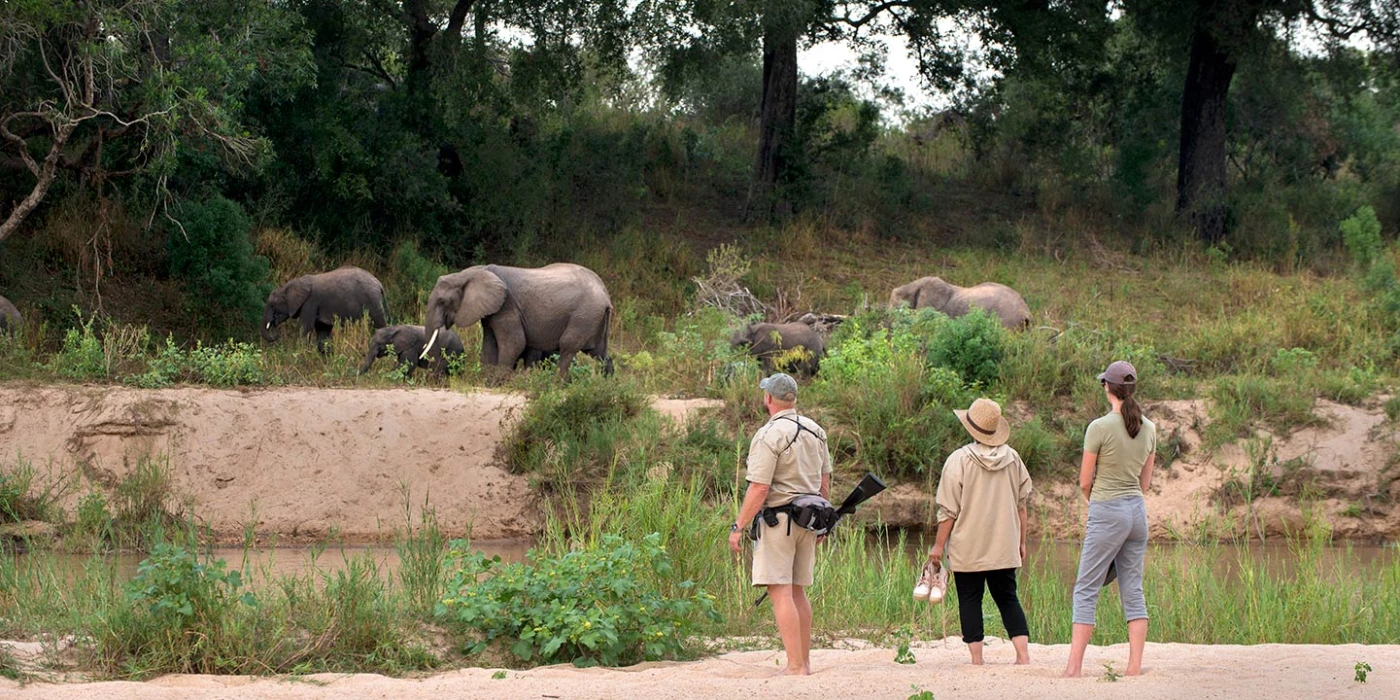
<box><xmin>1085</xmin><ymin>412</ymin><xmax>1156</xmax><ymax>502</ymax></box>
<box><xmin>935</xmin><ymin>443</ymin><xmax>1032</xmax><ymax>572</ymax></box>
<box><xmin>746</xmin><ymin>408</ymin><xmax>832</xmax><ymax>507</ymax></box>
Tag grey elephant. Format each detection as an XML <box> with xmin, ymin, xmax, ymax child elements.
<box><xmin>421</xmin><ymin>263</ymin><xmax>613</xmax><ymax>379</ymax></box>
<box><xmin>731</xmin><ymin>322</ymin><xmax>825</xmax><ymax>377</ymax></box>
<box><xmin>359</xmin><ymin>325</ymin><xmax>465</xmax><ymax>377</ymax></box>
<box><xmin>261</xmin><ymin>266</ymin><xmax>387</xmax><ymax>351</ymax></box>
<box><xmin>0</xmin><ymin>294</ymin><xmax>20</xmax><ymax>335</ymax></box>
<box><xmin>889</xmin><ymin>276</ymin><xmax>1031</xmax><ymax>330</ymax></box>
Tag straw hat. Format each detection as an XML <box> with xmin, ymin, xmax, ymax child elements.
<box><xmin>954</xmin><ymin>398</ymin><xmax>1010</xmax><ymax>447</ymax></box>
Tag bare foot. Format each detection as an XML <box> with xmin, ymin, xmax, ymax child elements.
<box><xmin>969</xmin><ymin>658</ymin><xmax>984</xmax><ymax>666</ymax></box>
<box><xmin>1060</xmin><ymin>668</ymin><xmax>1082</xmax><ymax>678</ymax></box>
<box><xmin>1125</xmin><ymin>666</ymin><xmax>1144</xmax><ymax>677</ymax></box>
<box><xmin>778</xmin><ymin>666</ymin><xmax>810</xmax><ymax>676</ymax></box>
<box><xmin>1015</xmin><ymin>657</ymin><xmax>1031</xmax><ymax>665</ymax></box>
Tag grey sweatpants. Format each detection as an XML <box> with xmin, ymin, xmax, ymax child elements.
<box><xmin>1072</xmin><ymin>495</ymin><xmax>1148</xmax><ymax>626</ymax></box>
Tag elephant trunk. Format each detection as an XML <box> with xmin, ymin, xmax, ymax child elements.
<box><xmin>358</xmin><ymin>340</ymin><xmax>382</xmax><ymax>375</ymax></box>
<box><xmin>261</xmin><ymin>305</ymin><xmax>279</xmax><ymax>342</ymax></box>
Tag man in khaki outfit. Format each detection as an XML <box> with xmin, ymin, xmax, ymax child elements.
<box><xmin>727</xmin><ymin>373</ymin><xmax>832</xmax><ymax>676</ymax></box>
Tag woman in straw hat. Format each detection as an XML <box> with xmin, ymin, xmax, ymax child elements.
<box><xmin>1061</xmin><ymin>360</ymin><xmax>1156</xmax><ymax>678</ymax></box>
<box><xmin>922</xmin><ymin>397</ymin><xmax>1033</xmax><ymax>665</ymax></box>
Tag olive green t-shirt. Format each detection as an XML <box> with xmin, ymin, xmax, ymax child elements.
<box><xmin>1084</xmin><ymin>412</ymin><xmax>1156</xmax><ymax>502</ymax></box>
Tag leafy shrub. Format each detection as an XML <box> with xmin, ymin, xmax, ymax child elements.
<box><xmin>438</xmin><ymin>533</ymin><xmax>720</xmax><ymax>666</ymax></box>
<box><xmin>100</xmin><ymin>544</ymin><xmax>255</xmax><ymax>673</ymax></box>
<box><xmin>385</xmin><ymin>240</ymin><xmax>450</xmax><ymax>322</ymax></box>
<box><xmin>504</xmin><ymin>376</ymin><xmax>648</xmax><ymax>488</ymax></box>
<box><xmin>811</xmin><ymin>309</ymin><xmax>971</xmax><ymax>477</ymax></box>
<box><xmin>1341</xmin><ymin>205</ymin><xmax>1383</xmax><ymax>270</ymax></box>
<box><xmin>49</xmin><ymin>310</ymin><xmax>107</xmax><ymax>380</ymax></box>
<box><xmin>166</xmin><ymin>196</ymin><xmax>272</xmax><ymax>329</ymax></box>
<box><xmin>926</xmin><ymin>308</ymin><xmax>1006</xmax><ymax>388</ymax></box>
<box><xmin>130</xmin><ymin>337</ymin><xmax>189</xmax><ymax>388</ymax></box>
<box><xmin>188</xmin><ymin>341</ymin><xmax>268</xmax><ymax>386</ymax></box>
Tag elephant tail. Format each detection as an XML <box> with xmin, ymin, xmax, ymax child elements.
<box><xmin>600</xmin><ymin>305</ymin><xmax>614</xmax><ymax>376</ymax></box>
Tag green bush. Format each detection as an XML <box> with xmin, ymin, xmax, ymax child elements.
<box><xmin>811</xmin><ymin>309</ymin><xmax>972</xmax><ymax>477</ymax></box>
<box><xmin>130</xmin><ymin>337</ymin><xmax>189</xmax><ymax>388</ymax></box>
<box><xmin>166</xmin><ymin>196</ymin><xmax>272</xmax><ymax>330</ymax></box>
<box><xmin>503</xmin><ymin>375</ymin><xmax>648</xmax><ymax>488</ymax></box>
<box><xmin>188</xmin><ymin>341</ymin><xmax>268</xmax><ymax>386</ymax></box>
<box><xmin>437</xmin><ymin>533</ymin><xmax>720</xmax><ymax>666</ymax></box>
<box><xmin>100</xmin><ymin>544</ymin><xmax>255</xmax><ymax>673</ymax></box>
<box><xmin>926</xmin><ymin>308</ymin><xmax>1006</xmax><ymax>388</ymax></box>
<box><xmin>49</xmin><ymin>310</ymin><xmax>107</xmax><ymax>380</ymax></box>
<box><xmin>1341</xmin><ymin>205</ymin><xmax>1383</xmax><ymax>270</ymax></box>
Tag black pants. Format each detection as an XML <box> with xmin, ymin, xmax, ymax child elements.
<box><xmin>953</xmin><ymin>568</ymin><xmax>1030</xmax><ymax>644</ymax></box>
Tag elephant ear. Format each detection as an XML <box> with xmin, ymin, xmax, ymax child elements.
<box><xmin>454</xmin><ymin>268</ymin><xmax>508</xmax><ymax>328</ymax></box>
<box><xmin>891</xmin><ymin>281</ymin><xmax>920</xmax><ymax>307</ymax></box>
<box><xmin>920</xmin><ymin>277</ymin><xmax>956</xmax><ymax>309</ymax></box>
<box><xmin>283</xmin><ymin>276</ymin><xmax>313</xmax><ymax>316</ymax></box>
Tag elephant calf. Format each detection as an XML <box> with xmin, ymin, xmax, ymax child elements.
<box><xmin>731</xmin><ymin>322</ymin><xmax>825</xmax><ymax>377</ymax></box>
<box><xmin>890</xmin><ymin>276</ymin><xmax>1031</xmax><ymax>330</ymax></box>
<box><xmin>262</xmin><ymin>266</ymin><xmax>387</xmax><ymax>352</ymax></box>
<box><xmin>360</xmin><ymin>325</ymin><xmax>465</xmax><ymax>377</ymax></box>
<box><xmin>0</xmin><ymin>294</ymin><xmax>20</xmax><ymax>335</ymax></box>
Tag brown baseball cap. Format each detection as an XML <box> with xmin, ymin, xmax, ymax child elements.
<box><xmin>1097</xmin><ymin>360</ymin><xmax>1137</xmax><ymax>385</ymax></box>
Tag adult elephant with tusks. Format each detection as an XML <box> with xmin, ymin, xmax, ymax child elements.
<box><xmin>262</xmin><ymin>266</ymin><xmax>387</xmax><ymax>352</ymax></box>
<box><xmin>421</xmin><ymin>263</ymin><xmax>613</xmax><ymax>380</ymax></box>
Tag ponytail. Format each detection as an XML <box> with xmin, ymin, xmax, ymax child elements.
<box><xmin>1107</xmin><ymin>382</ymin><xmax>1143</xmax><ymax>439</ymax></box>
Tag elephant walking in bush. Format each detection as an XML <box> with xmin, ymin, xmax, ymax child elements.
<box><xmin>421</xmin><ymin>263</ymin><xmax>613</xmax><ymax>379</ymax></box>
<box><xmin>359</xmin><ymin>325</ymin><xmax>465</xmax><ymax>377</ymax></box>
<box><xmin>890</xmin><ymin>276</ymin><xmax>1031</xmax><ymax>330</ymax></box>
<box><xmin>261</xmin><ymin>266</ymin><xmax>387</xmax><ymax>352</ymax></box>
<box><xmin>0</xmin><ymin>295</ymin><xmax>20</xmax><ymax>334</ymax></box>
<box><xmin>731</xmin><ymin>321</ymin><xmax>825</xmax><ymax>377</ymax></box>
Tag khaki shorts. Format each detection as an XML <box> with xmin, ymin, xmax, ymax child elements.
<box><xmin>752</xmin><ymin>514</ymin><xmax>817</xmax><ymax>587</ymax></box>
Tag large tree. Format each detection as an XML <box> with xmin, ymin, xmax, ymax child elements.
<box><xmin>639</xmin><ymin>0</ymin><xmax>995</xmax><ymax>221</ymax></box>
<box><xmin>0</xmin><ymin>0</ymin><xmax>313</xmax><ymax>242</ymax></box>
<box><xmin>1125</xmin><ymin>0</ymin><xmax>1399</xmax><ymax>242</ymax></box>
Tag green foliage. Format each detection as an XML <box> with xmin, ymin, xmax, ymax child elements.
<box><xmin>166</xmin><ymin>196</ymin><xmax>273</xmax><ymax>328</ymax></box>
<box><xmin>503</xmin><ymin>376</ymin><xmax>648</xmax><ymax>489</ymax></box>
<box><xmin>907</xmin><ymin>686</ymin><xmax>935</xmax><ymax>700</ymax></box>
<box><xmin>926</xmin><ymin>308</ymin><xmax>1007</xmax><ymax>388</ymax></box>
<box><xmin>188</xmin><ymin>341</ymin><xmax>269</xmax><ymax>387</ymax></box>
<box><xmin>0</xmin><ymin>459</ymin><xmax>61</xmax><ymax>524</ymax></box>
<box><xmin>1355</xmin><ymin>660</ymin><xmax>1372</xmax><ymax>683</ymax></box>
<box><xmin>49</xmin><ymin>310</ymin><xmax>108</xmax><ymax>380</ymax></box>
<box><xmin>437</xmin><ymin>534</ymin><xmax>720</xmax><ymax>666</ymax></box>
<box><xmin>126</xmin><ymin>544</ymin><xmax>255</xmax><ymax>629</ymax></box>
<box><xmin>1207</xmin><ymin>375</ymin><xmax>1318</xmax><ymax>447</ymax></box>
<box><xmin>811</xmin><ymin>309</ymin><xmax>972</xmax><ymax>477</ymax></box>
<box><xmin>893</xmin><ymin>623</ymin><xmax>916</xmax><ymax>664</ymax></box>
<box><xmin>1341</xmin><ymin>206</ymin><xmax>1384</xmax><ymax>270</ymax></box>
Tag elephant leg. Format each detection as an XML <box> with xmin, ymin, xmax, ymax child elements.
<box><xmin>489</xmin><ymin>319</ymin><xmax>527</xmax><ymax>372</ymax></box>
<box><xmin>557</xmin><ymin>350</ymin><xmax>579</xmax><ymax>380</ymax></box>
<box><xmin>480</xmin><ymin>324</ymin><xmax>500</xmax><ymax>367</ymax></box>
<box><xmin>583</xmin><ymin>347</ymin><xmax>614</xmax><ymax>377</ymax></box>
<box><xmin>315</xmin><ymin>322</ymin><xmax>333</xmax><ymax>354</ymax></box>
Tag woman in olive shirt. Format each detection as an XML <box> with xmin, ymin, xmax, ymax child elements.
<box><xmin>1062</xmin><ymin>361</ymin><xmax>1156</xmax><ymax>678</ymax></box>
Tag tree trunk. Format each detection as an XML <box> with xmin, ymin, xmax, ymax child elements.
<box><xmin>1175</xmin><ymin>10</ymin><xmax>1242</xmax><ymax>243</ymax></box>
<box><xmin>749</xmin><ymin>21</ymin><xmax>800</xmax><ymax>221</ymax></box>
<box><xmin>0</xmin><ymin>121</ymin><xmax>76</xmax><ymax>243</ymax></box>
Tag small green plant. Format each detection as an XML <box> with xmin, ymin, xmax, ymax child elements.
<box><xmin>126</xmin><ymin>544</ymin><xmax>256</xmax><ymax>626</ymax></box>
<box><xmin>907</xmin><ymin>685</ymin><xmax>935</xmax><ymax>700</ymax></box>
<box><xmin>49</xmin><ymin>308</ymin><xmax>107</xmax><ymax>380</ymax></box>
<box><xmin>1342</xmin><ymin>503</ymin><xmax>1363</xmax><ymax>518</ymax></box>
<box><xmin>131</xmin><ymin>337</ymin><xmax>189</xmax><ymax>388</ymax></box>
<box><xmin>1101</xmin><ymin>660</ymin><xmax>1121</xmax><ymax>682</ymax></box>
<box><xmin>491</xmin><ymin>670</ymin><xmax>507</xmax><ymax>679</ymax></box>
<box><xmin>1354</xmin><ymin>660</ymin><xmax>1371</xmax><ymax>683</ymax></box>
<box><xmin>437</xmin><ymin>533</ymin><xmax>721</xmax><ymax>666</ymax></box>
<box><xmin>893</xmin><ymin>623</ymin><xmax>916</xmax><ymax>664</ymax></box>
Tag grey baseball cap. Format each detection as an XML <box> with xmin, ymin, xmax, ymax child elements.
<box><xmin>759</xmin><ymin>373</ymin><xmax>798</xmax><ymax>401</ymax></box>
<box><xmin>1097</xmin><ymin>360</ymin><xmax>1138</xmax><ymax>385</ymax></box>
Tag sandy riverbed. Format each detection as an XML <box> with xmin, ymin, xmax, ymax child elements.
<box><xmin>4</xmin><ymin>640</ymin><xmax>1395</xmax><ymax>699</ymax></box>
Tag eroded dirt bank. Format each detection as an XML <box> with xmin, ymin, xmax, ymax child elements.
<box><xmin>3</xmin><ymin>641</ymin><xmax>1395</xmax><ymax>699</ymax></box>
<box><xmin>2</xmin><ymin>385</ymin><xmax>1397</xmax><ymax>542</ymax></box>
<box><xmin>0</xmin><ymin>386</ymin><xmax>542</xmax><ymax>541</ymax></box>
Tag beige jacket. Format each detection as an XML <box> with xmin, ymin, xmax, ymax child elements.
<box><xmin>746</xmin><ymin>409</ymin><xmax>832</xmax><ymax>507</ymax></box>
<box><xmin>935</xmin><ymin>442</ymin><xmax>1032</xmax><ymax>572</ymax></box>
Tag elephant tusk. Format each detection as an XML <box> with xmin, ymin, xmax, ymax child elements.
<box><xmin>420</xmin><ymin>329</ymin><xmax>440</xmax><ymax>360</ymax></box>
<box><xmin>265</xmin><ymin>322</ymin><xmax>272</xmax><ymax>330</ymax></box>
